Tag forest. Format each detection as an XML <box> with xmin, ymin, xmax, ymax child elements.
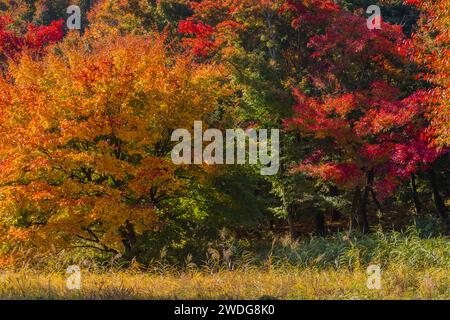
<box><xmin>0</xmin><ymin>0</ymin><xmax>448</xmax><ymax>300</ymax></box>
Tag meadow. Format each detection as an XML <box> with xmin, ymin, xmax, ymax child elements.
<box><xmin>0</xmin><ymin>267</ymin><xmax>448</xmax><ymax>300</ymax></box>
<box><xmin>1</xmin><ymin>230</ymin><xmax>448</xmax><ymax>300</ymax></box>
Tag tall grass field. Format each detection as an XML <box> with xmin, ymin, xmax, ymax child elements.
<box><xmin>1</xmin><ymin>230</ymin><xmax>448</xmax><ymax>300</ymax></box>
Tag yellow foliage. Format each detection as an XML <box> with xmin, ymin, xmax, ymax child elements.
<box><xmin>0</xmin><ymin>30</ymin><xmax>226</xmax><ymax>257</ymax></box>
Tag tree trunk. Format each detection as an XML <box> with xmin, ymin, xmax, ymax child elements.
<box><xmin>410</xmin><ymin>173</ymin><xmax>422</xmax><ymax>215</ymax></box>
<box><xmin>121</xmin><ymin>221</ymin><xmax>138</xmax><ymax>259</ymax></box>
<box><xmin>286</xmin><ymin>205</ymin><xmax>298</xmax><ymax>241</ymax></box>
<box><xmin>357</xmin><ymin>169</ymin><xmax>374</xmax><ymax>234</ymax></box>
<box><xmin>315</xmin><ymin>212</ymin><xmax>326</xmax><ymax>236</ymax></box>
<box><xmin>350</xmin><ymin>187</ymin><xmax>361</xmax><ymax>233</ymax></box>
<box><xmin>370</xmin><ymin>189</ymin><xmax>383</xmax><ymax>214</ymax></box>
<box><xmin>329</xmin><ymin>186</ymin><xmax>342</xmax><ymax>221</ymax></box>
<box><xmin>268</xmin><ymin>219</ymin><xmax>276</xmax><ymax>232</ymax></box>
<box><xmin>428</xmin><ymin>167</ymin><xmax>448</xmax><ymax>226</ymax></box>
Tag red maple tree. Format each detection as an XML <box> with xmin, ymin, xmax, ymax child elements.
<box><xmin>282</xmin><ymin>1</ymin><xmax>444</xmax><ymax>232</ymax></box>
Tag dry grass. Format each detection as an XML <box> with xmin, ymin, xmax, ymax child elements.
<box><xmin>1</xmin><ymin>229</ymin><xmax>448</xmax><ymax>300</ymax></box>
<box><xmin>0</xmin><ymin>265</ymin><xmax>448</xmax><ymax>300</ymax></box>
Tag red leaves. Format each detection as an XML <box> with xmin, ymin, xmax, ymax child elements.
<box><xmin>305</xmin><ymin>13</ymin><xmax>405</xmax><ymax>80</ymax></box>
<box><xmin>287</xmin><ymin>79</ymin><xmax>441</xmax><ymax>194</ymax></box>
<box><xmin>0</xmin><ymin>15</ymin><xmax>23</xmax><ymax>58</ymax></box>
<box><xmin>294</xmin><ymin>161</ymin><xmax>364</xmax><ymax>189</ymax></box>
<box><xmin>289</xmin><ymin>82</ymin><xmax>419</xmax><ymax>140</ymax></box>
<box><xmin>178</xmin><ymin>20</ymin><xmax>217</xmax><ymax>57</ymax></box>
<box><xmin>403</xmin><ymin>0</ymin><xmax>419</xmax><ymax>5</ymax></box>
<box><xmin>281</xmin><ymin>2</ymin><xmax>443</xmax><ymax>196</ymax></box>
<box><xmin>23</xmin><ymin>20</ymin><xmax>65</xmax><ymax>50</ymax></box>
<box><xmin>0</xmin><ymin>15</ymin><xmax>64</xmax><ymax>61</ymax></box>
<box><xmin>281</xmin><ymin>0</ymin><xmax>340</xmax><ymax>28</ymax></box>
<box><xmin>179</xmin><ymin>20</ymin><xmax>215</xmax><ymax>36</ymax></box>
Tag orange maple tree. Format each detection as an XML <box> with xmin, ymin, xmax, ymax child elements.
<box><xmin>404</xmin><ymin>0</ymin><xmax>449</xmax><ymax>147</ymax></box>
<box><xmin>0</xmin><ymin>31</ymin><xmax>225</xmax><ymax>261</ymax></box>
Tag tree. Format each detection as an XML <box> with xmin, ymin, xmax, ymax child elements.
<box><xmin>287</xmin><ymin>87</ymin><xmax>443</xmax><ymax>232</ymax></box>
<box><xmin>399</xmin><ymin>0</ymin><xmax>450</xmax><ymax>226</ymax></box>
<box><xmin>0</xmin><ymin>31</ymin><xmax>225</xmax><ymax>262</ymax></box>
<box><xmin>403</xmin><ymin>0</ymin><xmax>449</xmax><ymax>147</ymax></box>
<box><xmin>281</xmin><ymin>0</ymin><xmax>444</xmax><ymax>233</ymax></box>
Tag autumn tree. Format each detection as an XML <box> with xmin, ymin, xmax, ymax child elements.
<box><xmin>282</xmin><ymin>0</ymin><xmax>448</xmax><ymax>232</ymax></box>
<box><xmin>0</xmin><ymin>31</ymin><xmax>225</xmax><ymax>262</ymax></box>
<box><xmin>404</xmin><ymin>0</ymin><xmax>449</xmax><ymax>147</ymax></box>
<box><xmin>398</xmin><ymin>0</ymin><xmax>450</xmax><ymax>226</ymax></box>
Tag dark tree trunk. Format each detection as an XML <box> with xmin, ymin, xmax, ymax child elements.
<box><xmin>350</xmin><ymin>187</ymin><xmax>361</xmax><ymax>232</ymax></box>
<box><xmin>410</xmin><ymin>173</ymin><xmax>422</xmax><ymax>215</ymax></box>
<box><xmin>329</xmin><ymin>185</ymin><xmax>342</xmax><ymax>221</ymax></box>
<box><xmin>357</xmin><ymin>169</ymin><xmax>374</xmax><ymax>234</ymax></box>
<box><xmin>121</xmin><ymin>221</ymin><xmax>138</xmax><ymax>259</ymax></box>
<box><xmin>428</xmin><ymin>167</ymin><xmax>448</xmax><ymax>226</ymax></box>
<box><xmin>315</xmin><ymin>212</ymin><xmax>326</xmax><ymax>236</ymax></box>
<box><xmin>331</xmin><ymin>209</ymin><xmax>342</xmax><ymax>222</ymax></box>
<box><xmin>268</xmin><ymin>219</ymin><xmax>276</xmax><ymax>232</ymax></box>
<box><xmin>287</xmin><ymin>205</ymin><xmax>298</xmax><ymax>241</ymax></box>
<box><xmin>370</xmin><ymin>189</ymin><xmax>383</xmax><ymax>214</ymax></box>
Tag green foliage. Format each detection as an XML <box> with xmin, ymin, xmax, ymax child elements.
<box><xmin>194</xmin><ymin>226</ymin><xmax>450</xmax><ymax>271</ymax></box>
<box><xmin>17</xmin><ymin>226</ymin><xmax>450</xmax><ymax>273</ymax></box>
<box><xmin>270</xmin><ymin>227</ymin><xmax>449</xmax><ymax>270</ymax></box>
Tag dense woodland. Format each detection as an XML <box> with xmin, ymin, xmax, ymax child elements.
<box><xmin>0</xmin><ymin>0</ymin><xmax>448</xmax><ymax>266</ymax></box>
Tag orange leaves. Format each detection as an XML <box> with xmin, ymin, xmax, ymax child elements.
<box><xmin>0</xmin><ymin>30</ymin><xmax>227</xmax><ymax>256</ymax></box>
<box><xmin>405</xmin><ymin>0</ymin><xmax>450</xmax><ymax>147</ymax></box>
<box><xmin>0</xmin><ymin>254</ymin><xmax>15</xmax><ymax>267</ymax></box>
<box><xmin>327</xmin><ymin>94</ymin><xmax>358</xmax><ymax>117</ymax></box>
<box><xmin>294</xmin><ymin>162</ymin><xmax>364</xmax><ymax>189</ymax></box>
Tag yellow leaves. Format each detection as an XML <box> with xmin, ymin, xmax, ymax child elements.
<box><xmin>0</xmin><ymin>29</ymin><xmax>228</xmax><ymax>258</ymax></box>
